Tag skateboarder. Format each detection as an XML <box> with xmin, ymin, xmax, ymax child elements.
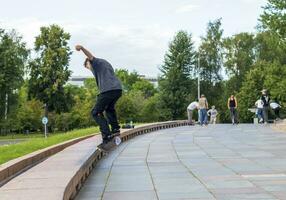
<box><xmin>76</xmin><ymin>45</ymin><xmax>122</xmax><ymax>151</ymax></box>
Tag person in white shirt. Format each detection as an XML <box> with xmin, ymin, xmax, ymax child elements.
<box><xmin>270</xmin><ymin>98</ymin><xmax>282</xmax><ymax>120</ymax></box>
<box><xmin>255</xmin><ymin>99</ymin><xmax>264</xmax><ymax>123</ymax></box>
<box><xmin>207</xmin><ymin>106</ymin><xmax>218</xmax><ymax>124</ymax></box>
<box><xmin>187</xmin><ymin>101</ymin><xmax>199</xmax><ymax>125</ymax></box>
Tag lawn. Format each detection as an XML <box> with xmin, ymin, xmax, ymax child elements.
<box><xmin>0</xmin><ymin>126</ymin><xmax>99</xmax><ymax>165</ymax></box>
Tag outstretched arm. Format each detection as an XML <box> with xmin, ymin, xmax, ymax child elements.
<box><xmin>75</xmin><ymin>45</ymin><xmax>94</xmax><ymax>61</ymax></box>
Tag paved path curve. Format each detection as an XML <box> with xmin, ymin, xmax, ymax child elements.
<box><xmin>76</xmin><ymin>124</ymin><xmax>286</xmax><ymax>200</ymax></box>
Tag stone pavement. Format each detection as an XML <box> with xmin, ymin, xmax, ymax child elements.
<box><xmin>76</xmin><ymin>124</ymin><xmax>286</xmax><ymax>200</ymax></box>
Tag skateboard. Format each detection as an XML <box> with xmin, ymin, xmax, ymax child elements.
<box><xmin>97</xmin><ymin>133</ymin><xmax>121</xmax><ymax>153</ymax></box>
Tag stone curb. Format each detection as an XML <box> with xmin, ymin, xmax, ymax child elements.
<box><xmin>0</xmin><ymin>134</ymin><xmax>96</xmax><ymax>186</ymax></box>
<box><xmin>64</xmin><ymin>120</ymin><xmax>190</xmax><ymax>200</ymax></box>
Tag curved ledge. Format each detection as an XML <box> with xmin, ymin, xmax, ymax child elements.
<box><xmin>64</xmin><ymin>121</ymin><xmax>190</xmax><ymax>200</ymax></box>
<box><xmin>0</xmin><ymin>134</ymin><xmax>96</xmax><ymax>186</ymax></box>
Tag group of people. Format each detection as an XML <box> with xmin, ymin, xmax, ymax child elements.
<box><xmin>188</xmin><ymin>89</ymin><xmax>282</xmax><ymax>125</ymax></box>
<box><xmin>187</xmin><ymin>94</ymin><xmax>238</xmax><ymax>126</ymax></box>
<box><xmin>75</xmin><ymin>45</ymin><xmax>283</xmax><ymax>149</ymax></box>
<box><xmin>255</xmin><ymin>89</ymin><xmax>281</xmax><ymax>124</ymax></box>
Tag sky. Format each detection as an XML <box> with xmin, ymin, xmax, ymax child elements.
<box><xmin>0</xmin><ymin>0</ymin><xmax>268</xmax><ymax>77</ymax></box>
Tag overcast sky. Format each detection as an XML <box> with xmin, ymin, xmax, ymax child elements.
<box><xmin>0</xmin><ymin>0</ymin><xmax>267</xmax><ymax>77</ymax></box>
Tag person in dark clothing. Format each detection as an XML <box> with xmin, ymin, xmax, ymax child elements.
<box><xmin>261</xmin><ymin>89</ymin><xmax>270</xmax><ymax>124</ymax></box>
<box><xmin>228</xmin><ymin>95</ymin><xmax>238</xmax><ymax>125</ymax></box>
<box><xmin>76</xmin><ymin>45</ymin><xmax>122</xmax><ymax>145</ymax></box>
<box><xmin>270</xmin><ymin>98</ymin><xmax>281</xmax><ymax>120</ymax></box>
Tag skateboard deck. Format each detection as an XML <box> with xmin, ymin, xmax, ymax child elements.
<box><xmin>97</xmin><ymin>135</ymin><xmax>121</xmax><ymax>152</ymax></box>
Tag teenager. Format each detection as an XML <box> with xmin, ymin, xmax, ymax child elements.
<box><xmin>76</xmin><ymin>45</ymin><xmax>122</xmax><ymax>148</ymax></box>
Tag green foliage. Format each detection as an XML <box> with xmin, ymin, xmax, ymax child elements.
<box><xmin>199</xmin><ymin>19</ymin><xmax>224</xmax><ymax>83</ymax></box>
<box><xmin>223</xmin><ymin>33</ymin><xmax>256</xmax><ymax>92</ymax></box>
<box><xmin>238</xmin><ymin>61</ymin><xmax>286</xmax><ymax>122</ymax></box>
<box><xmin>0</xmin><ymin>126</ymin><xmax>99</xmax><ymax>164</ymax></box>
<box><xmin>159</xmin><ymin>31</ymin><xmax>196</xmax><ymax>120</ymax></box>
<box><xmin>16</xmin><ymin>86</ymin><xmax>43</xmax><ymax>132</ymax></box>
<box><xmin>260</xmin><ymin>0</ymin><xmax>286</xmax><ymax>39</ymax></box>
<box><xmin>116</xmin><ymin>91</ymin><xmax>145</xmax><ymax>122</ymax></box>
<box><xmin>0</xmin><ymin>29</ymin><xmax>29</xmax><ymax>121</ymax></box>
<box><xmin>131</xmin><ymin>79</ymin><xmax>156</xmax><ymax>98</ymax></box>
<box><xmin>255</xmin><ymin>31</ymin><xmax>286</xmax><ymax>64</ymax></box>
<box><xmin>197</xmin><ymin>19</ymin><xmax>225</xmax><ymax>119</ymax></box>
<box><xmin>115</xmin><ymin>69</ymin><xmax>141</xmax><ymax>91</ymax></box>
<box><xmin>28</xmin><ymin>24</ymin><xmax>72</xmax><ymax>113</ymax></box>
<box><xmin>140</xmin><ymin>94</ymin><xmax>161</xmax><ymax>122</ymax></box>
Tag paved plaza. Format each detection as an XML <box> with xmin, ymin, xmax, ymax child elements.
<box><xmin>76</xmin><ymin>124</ymin><xmax>286</xmax><ymax>200</ymax></box>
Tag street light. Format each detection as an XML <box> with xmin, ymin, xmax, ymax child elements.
<box><xmin>197</xmin><ymin>55</ymin><xmax>200</xmax><ymax>100</ymax></box>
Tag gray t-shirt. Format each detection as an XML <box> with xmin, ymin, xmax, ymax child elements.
<box><xmin>91</xmin><ymin>58</ymin><xmax>122</xmax><ymax>93</ymax></box>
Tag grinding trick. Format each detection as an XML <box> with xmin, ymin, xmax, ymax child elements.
<box><xmin>75</xmin><ymin>45</ymin><xmax>122</xmax><ymax>152</ymax></box>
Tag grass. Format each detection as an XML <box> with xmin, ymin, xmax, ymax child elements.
<box><xmin>0</xmin><ymin>126</ymin><xmax>99</xmax><ymax>165</ymax></box>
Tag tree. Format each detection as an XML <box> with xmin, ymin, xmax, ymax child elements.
<box><xmin>199</xmin><ymin>19</ymin><xmax>224</xmax><ymax>83</ymax></box>
<box><xmin>197</xmin><ymin>19</ymin><xmax>224</xmax><ymax>115</ymax></box>
<box><xmin>159</xmin><ymin>31</ymin><xmax>196</xmax><ymax>120</ymax></box>
<box><xmin>255</xmin><ymin>31</ymin><xmax>286</xmax><ymax>64</ymax></box>
<box><xmin>140</xmin><ymin>94</ymin><xmax>161</xmax><ymax>122</ymax></box>
<box><xmin>115</xmin><ymin>69</ymin><xmax>141</xmax><ymax>91</ymax></box>
<box><xmin>238</xmin><ymin>60</ymin><xmax>286</xmax><ymax>122</ymax></box>
<box><xmin>131</xmin><ymin>79</ymin><xmax>156</xmax><ymax>98</ymax></box>
<box><xmin>28</xmin><ymin>24</ymin><xmax>72</xmax><ymax>114</ymax></box>
<box><xmin>223</xmin><ymin>33</ymin><xmax>256</xmax><ymax>92</ymax></box>
<box><xmin>260</xmin><ymin>0</ymin><xmax>286</xmax><ymax>39</ymax></box>
<box><xmin>0</xmin><ymin>29</ymin><xmax>29</xmax><ymax>132</ymax></box>
<box><xmin>116</xmin><ymin>91</ymin><xmax>145</xmax><ymax>123</ymax></box>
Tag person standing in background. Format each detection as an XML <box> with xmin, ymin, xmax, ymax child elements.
<box><xmin>187</xmin><ymin>101</ymin><xmax>199</xmax><ymax>125</ymax></box>
<box><xmin>228</xmin><ymin>95</ymin><xmax>238</xmax><ymax>125</ymax></box>
<box><xmin>198</xmin><ymin>94</ymin><xmax>208</xmax><ymax>126</ymax></box>
<box><xmin>261</xmin><ymin>89</ymin><xmax>270</xmax><ymax>124</ymax></box>
<box><xmin>255</xmin><ymin>98</ymin><xmax>264</xmax><ymax>123</ymax></box>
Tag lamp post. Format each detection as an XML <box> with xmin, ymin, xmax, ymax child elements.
<box><xmin>197</xmin><ymin>56</ymin><xmax>200</xmax><ymax>100</ymax></box>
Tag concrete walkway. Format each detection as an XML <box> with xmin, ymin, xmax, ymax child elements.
<box><xmin>76</xmin><ymin>124</ymin><xmax>286</xmax><ymax>200</ymax></box>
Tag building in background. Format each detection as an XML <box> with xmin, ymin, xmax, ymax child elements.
<box><xmin>68</xmin><ymin>75</ymin><xmax>158</xmax><ymax>87</ymax></box>
<box><xmin>67</xmin><ymin>76</ymin><xmax>92</xmax><ymax>87</ymax></box>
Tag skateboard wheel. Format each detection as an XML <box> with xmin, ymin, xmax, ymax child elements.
<box><xmin>115</xmin><ymin>136</ymin><xmax>121</xmax><ymax>145</ymax></box>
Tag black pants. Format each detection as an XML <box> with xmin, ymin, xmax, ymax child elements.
<box><xmin>230</xmin><ymin>107</ymin><xmax>238</xmax><ymax>124</ymax></box>
<box><xmin>91</xmin><ymin>90</ymin><xmax>122</xmax><ymax>141</ymax></box>
<box><xmin>274</xmin><ymin>108</ymin><xmax>280</xmax><ymax>118</ymax></box>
